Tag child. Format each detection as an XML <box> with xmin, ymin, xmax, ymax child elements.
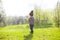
<box><xmin>29</xmin><ymin>10</ymin><xmax>34</xmax><ymax>34</ymax></box>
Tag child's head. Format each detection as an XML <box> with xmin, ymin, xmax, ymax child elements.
<box><xmin>29</xmin><ymin>10</ymin><xmax>33</xmax><ymax>16</ymax></box>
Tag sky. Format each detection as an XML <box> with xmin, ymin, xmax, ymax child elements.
<box><xmin>2</xmin><ymin>0</ymin><xmax>58</xmax><ymax>16</ymax></box>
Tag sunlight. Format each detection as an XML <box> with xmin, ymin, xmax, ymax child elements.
<box><xmin>2</xmin><ymin>0</ymin><xmax>58</xmax><ymax>16</ymax></box>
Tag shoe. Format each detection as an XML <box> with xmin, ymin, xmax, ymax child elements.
<box><xmin>30</xmin><ymin>31</ymin><xmax>33</xmax><ymax>34</ymax></box>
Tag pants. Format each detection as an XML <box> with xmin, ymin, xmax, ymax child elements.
<box><xmin>30</xmin><ymin>25</ymin><xmax>33</xmax><ymax>33</ymax></box>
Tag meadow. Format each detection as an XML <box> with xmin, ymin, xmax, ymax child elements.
<box><xmin>0</xmin><ymin>24</ymin><xmax>60</xmax><ymax>40</ymax></box>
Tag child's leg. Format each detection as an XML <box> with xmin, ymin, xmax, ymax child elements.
<box><xmin>30</xmin><ymin>25</ymin><xmax>33</xmax><ymax>33</ymax></box>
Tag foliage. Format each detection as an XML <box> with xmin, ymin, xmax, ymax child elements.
<box><xmin>34</xmin><ymin>6</ymin><xmax>53</xmax><ymax>28</ymax></box>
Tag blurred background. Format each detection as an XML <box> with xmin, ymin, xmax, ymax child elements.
<box><xmin>0</xmin><ymin>0</ymin><xmax>60</xmax><ymax>28</ymax></box>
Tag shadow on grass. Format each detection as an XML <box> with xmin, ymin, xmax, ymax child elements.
<box><xmin>24</xmin><ymin>33</ymin><xmax>33</xmax><ymax>40</ymax></box>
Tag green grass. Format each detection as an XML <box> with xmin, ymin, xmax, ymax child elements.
<box><xmin>0</xmin><ymin>24</ymin><xmax>60</xmax><ymax>40</ymax></box>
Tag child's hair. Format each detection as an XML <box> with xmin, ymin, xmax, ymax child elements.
<box><xmin>29</xmin><ymin>10</ymin><xmax>33</xmax><ymax>16</ymax></box>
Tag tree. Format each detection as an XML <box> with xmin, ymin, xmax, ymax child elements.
<box><xmin>0</xmin><ymin>0</ymin><xmax>6</xmax><ymax>27</ymax></box>
<box><xmin>34</xmin><ymin>6</ymin><xmax>42</xmax><ymax>25</ymax></box>
<box><xmin>54</xmin><ymin>1</ymin><xmax>60</xmax><ymax>27</ymax></box>
<box><xmin>34</xmin><ymin>6</ymin><xmax>53</xmax><ymax>28</ymax></box>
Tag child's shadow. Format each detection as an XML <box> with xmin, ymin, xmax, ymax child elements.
<box><xmin>24</xmin><ymin>33</ymin><xmax>33</xmax><ymax>40</ymax></box>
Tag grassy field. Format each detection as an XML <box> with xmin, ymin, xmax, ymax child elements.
<box><xmin>0</xmin><ymin>24</ymin><xmax>60</xmax><ymax>40</ymax></box>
